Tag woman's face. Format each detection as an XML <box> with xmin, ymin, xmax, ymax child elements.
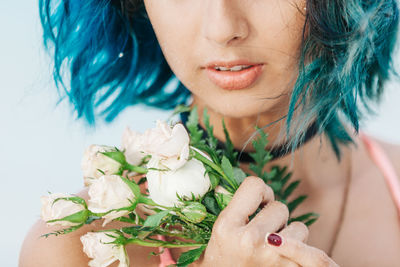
<box><xmin>143</xmin><ymin>0</ymin><xmax>306</xmax><ymax>118</ymax></box>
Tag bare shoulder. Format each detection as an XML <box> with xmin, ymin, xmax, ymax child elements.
<box><xmin>19</xmin><ymin>189</ymin><xmax>160</xmax><ymax>267</ymax></box>
<box><xmin>331</xmin><ymin>134</ymin><xmax>400</xmax><ymax>266</ymax></box>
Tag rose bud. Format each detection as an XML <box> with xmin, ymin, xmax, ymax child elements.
<box><xmin>41</xmin><ymin>193</ymin><xmax>88</xmax><ymax>227</ymax></box>
<box><xmin>180</xmin><ymin>202</ymin><xmax>208</xmax><ymax>223</ymax></box>
<box><xmin>215</xmin><ymin>185</ymin><xmax>233</xmax><ymax>209</ymax></box>
<box><xmin>81</xmin><ymin>145</ymin><xmax>123</xmax><ymax>186</ymax></box>
<box><xmin>80</xmin><ymin>232</ymin><xmax>129</xmax><ymax>267</ymax></box>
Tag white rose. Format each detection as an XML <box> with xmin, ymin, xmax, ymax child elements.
<box><xmin>121</xmin><ymin>127</ymin><xmax>145</xmax><ymax>166</ymax></box>
<box><xmin>41</xmin><ymin>193</ymin><xmax>87</xmax><ymax>227</ymax></box>
<box><xmin>82</xmin><ymin>145</ymin><xmax>122</xmax><ymax>186</ymax></box>
<box><xmin>146</xmin><ymin>155</ymin><xmax>211</xmax><ymax>207</ymax></box>
<box><xmin>88</xmin><ymin>175</ymin><xmax>135</xmax><ymax>226</ymax></box>
<box><xmin>141</xmin><ymin>120</ymin><xmax>190</xmax><ymax>171</ymax></box>
<box><xmin>81</xmin><ymin>232</ymin><xmax>129</xmax><ymax>267</ymax></box>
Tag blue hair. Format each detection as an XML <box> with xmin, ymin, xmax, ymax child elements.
<box><xmin>286</xmin><ymin>0</ymin><xmax>399</xmax><ymax>157</ymax></box>
<box><xmin>39</xmin><ymin>0</ymin><xmax>399</xmax><ymax>157</ymax></box>
<box><xmin>39</xmin><ymin>0</ymin><xmax>190</xmax><ymax>123</ymax></box>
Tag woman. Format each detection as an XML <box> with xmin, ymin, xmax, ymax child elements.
<box><xmin>20</xmin><ymin>0</ymin><xmax>400</xmax><ymax>266</ymax></box>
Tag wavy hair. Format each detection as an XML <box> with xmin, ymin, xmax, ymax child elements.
<box><xmin>39</xmin><ymin>0</ymin><xmax>399</xmax><ymax>157</ymax></box>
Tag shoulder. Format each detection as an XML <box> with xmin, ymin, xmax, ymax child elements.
<box><xmin>332</xmin><ymin>134</ymin><xmax>400</xmax><ymax>266</ymax></box>
<box><xmin>19</xmin><ymin>189</ymin><xmax>93</xmax><ymax>267</ymax></box>
<box><xmin>19</xmin><ymin>189</ymin><xmax>160</xmax><ymax>267</ymax></box>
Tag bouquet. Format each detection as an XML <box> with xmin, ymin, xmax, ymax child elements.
<box><xmin>40</xmin><ymin>105</ymin><xmax>318</xmax><ymax>267</ymax></box>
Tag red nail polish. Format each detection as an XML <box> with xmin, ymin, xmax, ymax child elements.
<box><xmin>267</xmin><ymin>233</ymin><xmax>282</xmax><ymax>246</ymax></box>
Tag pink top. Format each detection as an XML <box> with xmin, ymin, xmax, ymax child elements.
<box><xmin>360</xmin><ymin>132</ymin><xmax>400</xmax><ymax>217</ymax></box>
<box><xmin>156</xmin><ymin>133</ymin><xmax>400</xmax><ymax>266</ymax></box>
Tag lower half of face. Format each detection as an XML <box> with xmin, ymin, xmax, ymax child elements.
<box><xmin>144</xmin><ymin>0</ymin><xmax>306</xmax><ymax>119</ymax></box>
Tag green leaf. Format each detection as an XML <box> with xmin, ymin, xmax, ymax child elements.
<box><xmin>169</xmin><ymin>104</ymin><xmax>192</xmax><ymax>119</ymax></box>
<box><xmin>269</xmin><ymin>181</ymin><xmax>283</xmax><ymax>194</ymax></box>
<box><xmin>121</xmin><ymin>226</ymin><xmax>142</xmax><ymax>236</ymax></box>
<box><xmin>137</xmin><ymin>177</ymin><xmax>147</xmax><ymax>185</ymax></box>
<box><xmin>41</xmin><ymin>224</ymin><xmax>84</xmax><ymax>238</ymax></box>
<box><xmin>288</xmin><ymin>212</ymin><xmax>319</xmax><ymax>224</ymax></box>
<box><xmin>52</xmin><ymin>196</ymin><xmax>87</xmax><ymax>208</ymax></box>
<box><xmin>232</xmin><ymin>167</ymin><xmax>247</xmax><ymax>185</ymax></box>
<box><xmin>249</xmin><ymin>128</ymin><xmax>271</xmax><ymax>171</ymax></box>
<box><xmin>102</xmin><ymin>150</ymin><xmax>126</xmax><ymax>165</ymax></box>
<box><xmin>280</xmin><ymin>171</ymin><xmax>292</xmax><ymax>187</ymax></box>
<box><xmin>222</xmin><ymin>118</ymin><xmax>238</xmax><ymax>166</ymax></box>
<box><xmin>215</xmin><ymin>191</ymin><xmax>232</xmax><ymax>210</ymax></box>
<box><xmin>85</xmin><ymin>215</ymin><xmax>101</xmax><ymax>224</ymax></box>
<box><xmin>202</xmin><ymin>192</ymin><xmax>221</xmax><ymax>216</ymax></box>
<box><xmin>287</xmin><ymin>195</ymin><xmax>307</xmax><ymax>213</ymax></box>
<box><xmin>207</xmin><ymin>171</ymin><xmax>220</xmax><ymax>190</ymax></box>
<box><xmin>176</xmin><ymin>245</ymin><xmax>207</xmax><ymax>267</ymax></box>
<box><xmin>221</xmin><ymin>156</ymin><xmax>237</xmax><ymax>188</ymax></box>
<box><xmin>47</xmin><ymin>209</ymin><xmax>89</xmax><ymax>225</ymax></box>
<box><xmin>305</xmin><ymin>218</ymin><xmax>318</xmax><ymax>226</ymax></box>
<box><xmin>186</xmin><ymin>106</ymin><xmax>204</xmax><ymax>146</ymax></box>
<box><xmin>203</xmin><ymin>108</ymin><xmax>218</xmax><ymax>150</ymax></box>
<box><xmin>143</xmin><ymin>210</ymin><xmax>170</xmax><ymax>228</ymax></box>
<box><xmin>119</xmin><ymin>176</ymin><xmax>141</xmax><ymax>198</ymax></box>
<box><xmin>282</xmin><ymin>180</ymin><xmax>300</xmax><ymax>199</ymax></box>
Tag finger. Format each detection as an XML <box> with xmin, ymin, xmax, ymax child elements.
<box><xmin>246</xmin><ymin>201</ymin><xmax>289</xmax><ymax>243</ymax></box>
<box><xmin>265</xmin><ymin>234</ymin><xmax>339</xmax><ymax>267</ymax></box>
<box><xmin>255</xmin><ymin>245</ymin><xmax>300</xmax><ymax>267</ymax></box>
<box><xmin>220</xmin><ymin>176</ymin><xmax>274</xmax><ymax>226</ymax></box>
<box><xmin>279</xmin><ymin>221</ymin><xmax>309</xmax><ymax>243</ymax></box>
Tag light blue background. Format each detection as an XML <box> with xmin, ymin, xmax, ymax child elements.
<box><xmin>1</xmin><ymin>2</ymin><xmax>399</xmax><ymax>267</ymax></box>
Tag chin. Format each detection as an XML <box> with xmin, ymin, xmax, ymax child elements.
<box><xmin>201</xmin><ymin>95</ymin><xmax>277</xmax><ymax>119</ymax></box>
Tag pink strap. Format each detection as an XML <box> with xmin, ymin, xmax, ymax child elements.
<box><xmin>156</xmin><ymin>235</ymin><xmax>176</xmax><ymax>267</ymax></box>
<box><xmin>360</xmin><ymin>132</ymin><xmax>400</xmax><ymax>217</ymax></box>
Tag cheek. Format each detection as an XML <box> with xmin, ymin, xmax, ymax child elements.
<box><xmin>250</xmin><ymin>1</ymin><xmax>305</xmax><ymax>68</ymax></box>
<box><xmin>143</xmin><ymin>1</ymin><xmax>200</xmax><ymax>83</ymax></box>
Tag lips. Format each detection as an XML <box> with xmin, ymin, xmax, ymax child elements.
<box><xmin>205</xmin><ymin>61</ymin><xmax>264</xmax><ymax>91</ymax></box>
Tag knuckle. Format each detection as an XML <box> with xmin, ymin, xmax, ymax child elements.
<box><xmin>243</xmin><ymin>176</ymin><xmax>275</xmax><ymax>200</ymax></box>
<box><xmin>239</xmin><ymin>230</ymin><xmax>257</xmax><ymax>252</ymax></box>
<box><xmin>262</xmin><ymin>247</ymin><xmax>280</xmax><ymax>263</ymax></box>
<box><xmin>212</xmin><ymin>220</ymin><xmax>229</xmax><ymax>238</ymax></box>
<box><xmin>291</xmin><ymin>221</ymin><xmax>309</xmax><ymax>236</ymax></box>
<box><xmin>315</xmin><ymin>250</ymin><xmax>331</xmax><ymax>266</ymax></box>
<box><xmin>244</xmin><ymin>176</ymin><xmax>265</xmax><ymax>187</ymax></box>
<box><xmin>270</xmin><ymin>201</ymin><xmax>289</xmax><ymax>220</ymax></box>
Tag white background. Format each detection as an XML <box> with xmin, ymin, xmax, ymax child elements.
<box><xmin>1</xmin><ymin>2</ymin><xmax>400</xmax><ymax>267</ymax></box>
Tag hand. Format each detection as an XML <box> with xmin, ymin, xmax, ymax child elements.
<box><xmin>199</xmin><ymin>176</ymin><xmax>339</xmax><ymax>267</ymax></box>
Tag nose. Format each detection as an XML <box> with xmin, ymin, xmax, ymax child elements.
<box><xmin>202</xmin><ymin>0</ymin><xmax>250</xmax><ymax>46</ymax></box>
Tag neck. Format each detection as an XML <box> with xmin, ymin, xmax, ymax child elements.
<box><xmin>190</xmin><ymin>96</ymin><xmax>353</xmax><ymax>191</ymax></box>
<box><xmin>191</xmin><ymin>96</ymin><xmax>289</xmax><ymax>153</ymax></box>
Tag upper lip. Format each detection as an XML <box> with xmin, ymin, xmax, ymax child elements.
<box><xmin>204</xmin><ymin>60</ymin><xmax>263</xmax><ymax>69</ymax></box>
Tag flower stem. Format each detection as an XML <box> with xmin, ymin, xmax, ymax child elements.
<box><xmin>192</xmin><ymin>150</ymin><xmax>238</xmax><ymax>192</ymax></box>
<box><xmin>138</xmin><ymin>196</ymin><xmax>173</xmax><ymax>211</ymax></box>
<box><xmin>126</xmin><ymin>238</ymin><xmax>205</xmax><ymax>248</ymax></box>
<box><xmin>125</xmin><ymin>164</ymin><xmax>148</xmax><ymax>174</ymax></box>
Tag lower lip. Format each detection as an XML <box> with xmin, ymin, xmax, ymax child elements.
<box><xmin>206</xmin><ymin>64</ymin><xmax>264</xmax><ymax>90</ymax></box>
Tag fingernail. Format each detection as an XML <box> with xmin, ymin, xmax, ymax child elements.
<box><xmin>267</xmin><ymin>233</ymin><xmax>282</xmax><ymax>246</ymax></box>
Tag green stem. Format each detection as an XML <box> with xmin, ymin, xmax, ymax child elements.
<box><xmin>126</xmin><ymin>238</ymin><xmax>205</xmax><ymax>248</ymax></box>
<box><xmin>138</xmin><ymin>196</ymin><xmax>174</xmax><ymax>211</ymax></box>
<box><xmin>125</xmin><ymin>163</ymin><xmax>148</xmax><ymax>174</ymax></box>
<box><xmin>192</xmin><ymin>150</ymin><xmax>238</xmax><ymax>192</ymax></box>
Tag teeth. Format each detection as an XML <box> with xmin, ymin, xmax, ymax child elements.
<box><xmin>216</xmin><ymin>66</ymin><xmax>230</xmax><ymax>71</ymax></box>
<box><xmin>214</xmin><ymin>65</ymin><xmax>252</xmax><ymax>71</ymax></box>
